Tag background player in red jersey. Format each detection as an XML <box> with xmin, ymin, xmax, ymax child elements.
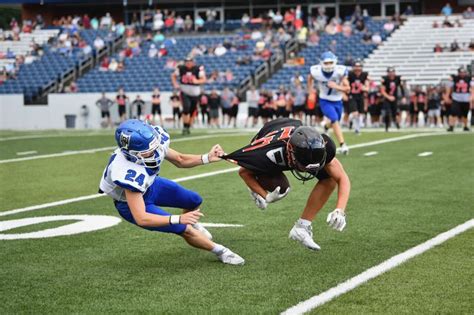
<box><xmin>222</xmin><ymin>118</ymin><xmax>351</xmax><ymax>251</ymax></box>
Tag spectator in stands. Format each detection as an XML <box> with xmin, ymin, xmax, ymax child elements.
<box><xmin>383</xmin><ymin>19</ymin><xmax>395</xmax><ymax>33</ymax></box>
<box><xmin>432</xmin><ymin>21</ymin><xmax>439</xmax><ymax>28</ymax></box>
<box><xmin>96</xmin><ymin>92</ymin><xmax>113</xmax><ymax>128</ymax></box>
<box><xmin>450</xmin><ymin>40</ymin><xmax>460</xmax><ymax>52</ymax></box>
<box><xmin>463</xmin><ymin>7</ymin><xmax>474</xmax><ymax>19</ymax></box>
<box><xmin>175</xmin><ymin>16</ymin><xmax>184</xmax><ymax>32</ymax></box>
<box><xmin>307</xmin><ymin>31</ymin><xmax>320</xmax><ymax>46</ymax></box>
<box><xmin>108</xmin><ymin>58</ymin><xmax>118</xmax><ymax>71</ymax></box>
<box><xmin>143</xmin><ymin>9</ymin><xmax>153</xmax><ymax>31</ymax></box>
<box><xmin>241</xmin><ymin>13</ymin><xmax>250</xmax><ymax>26</ymax></box>
<box><xmin>82</xmin><ymin>14</ymin><xmax>91</xmax><ymax>29</ymax></box>
<box><xmin>214</xmin><ymin>43</ymin><xmax>227</xmax><ymax>56</ymax></box>
<box><xmin>329</xmin><ymin>40</ymin><xmax>337</xmax><ymax>53</ymax></box>
<box><xmin>91</xmin><ymin>17</ymin><xmax>99</xmax><ymax>30</ymax></box>
<box><xmin>372</xmin><ymin>32</ymin><xmax>382</xmax><ymax>45</ymax></box>
<box><xmin>208</xmin><ymin>90</ymin><xmax>221</xmax><ymax>128</ymax></box>
<box><xmin>65</xmin><ymin>81</ymin><xmax>78</xmax><ymax>93</ymax></box>
<box><xmin>442</xmin><ymin>17</ymin><xmax>453</xmax><ymax>28</ymax></box>
<box><xmin>225</xmin><ymin>69</ymin><xmax>234</xmax><ymax>82</ymax></box>
<box><xmin>434</xmin><ymin>44</ymin><xmax>444</xmax><ymax>53</ymax></box>
<box><xmin>195</xmin><ymin>15</ymin><xmax>205</xmax><ymax>32</ymax></box>
<box><xmin>116</xmin><ymin>88</ymin><xmax>129</xmax><ymax>122</ymax></box>
<box><xmin>344</xmin><ymin>54</ymin><xmax>354</xmax><ymax>66</ymax></box>
<box><xmin>342</xmin><ymin>22</ymin><xmax>352</xmax><ymax>37</ymax></box>
<box><xmin>148</xmin><ymin>44</ymin><xmax>158</xmax><ymax>58</ymax></box>
<box><xmin>354</xmin><ymin>19</ymin><xmax>366</xmax><ymax>33</ymax></box>
<box><xmin>164</xmin><ymin>14</ymin><xmax>175</xmax><ymax>33</ymax></box>
<box><xmin>170</xmin><ymin>91</ymin><xmax>182</xmax><ymax>128</ymax></box>
<box><xmin>132</xmin><ymin>95</ymin><xmax>145</xmax><ymax>119</ymax></box>
<box><xmin>100</xmin><ymin>13</ymin><xmax>113</xmax><ymax>29</ymax></box>
<box><xmin>94</xmin><ymin>37</ymin><xmax>105</xmax><ymax>51</ymax></box>
<box><xmin>403</xmin><ymin>5</ymin><xmax>414</xmax><ymax>16</ymax></box>
<box><xmin>273</xmin><ymin>11</ymin><xmax>284</xmax><ymax>28</ymax></box>
<box><xmin>454</xmin><ymin>19</ymin><xmax>463</xmax><ymax>27</ymax></box>
<box><xmin>290</xmin><ymin>72</ymin><xmax>304</xmax><ymax>87</ymax></box>
<box><xmin>100</xmin><ymin>57</ymin><xmax>110</xmax><ymax>71</ymax></box>
<box><xmin>469</xmin><ymin>39</ymin><xmax>474</xmax><ymax>51</ymax></box>
<box><xmin>117</xmin><ymin>60</ymin><xmax>125</xmax><ymax>72</ymax></box>
<box><xmin>184</xmin><ymin>15</ymin><xmax>193</xmax><ymax>32</ymax></box>
<box><xmin>441</xmin><ymin>3</ymin><xmax>452</xmax><ymax>16</ymax></box>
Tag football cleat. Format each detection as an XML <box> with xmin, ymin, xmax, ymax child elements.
<box><xmin>192</xmin><ymin>223</ymin><xmax>213</xmax><ymax>240</ymax></box>
<box><xmin>289</xmin><ymin>223</ymin><xmax>321</xmax><ymax>251</ymax></box>
<box><xmin>340</xmin><ymin>143</ymin><xmax>349</xmax><ymax>155</ymax></box>
<box><xmin>217</xmin><ymin>248</ymin><xmax>245</xmax><ymax>265</ymax></box>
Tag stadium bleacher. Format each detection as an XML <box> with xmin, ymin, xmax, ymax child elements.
<box><xmin>262</xmin><ymin>18</ymin><xmax>387</xmax><ymax>90</ymax></box>
<box><xmin>76</xmin><ymin>35</ymin><xmax>264</xmax><ymax>93</ymax></box>
<box><xmin>364</xmin><ymin>15</ymin><xmax>474</xmax><ymax>85</ymax></box>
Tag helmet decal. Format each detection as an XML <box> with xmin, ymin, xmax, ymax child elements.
<box><xmin>120</xmin><ymin>133</ymin><xmax>131</xmax><ymax>150</ymax></box>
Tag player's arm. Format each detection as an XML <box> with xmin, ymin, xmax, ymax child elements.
<box><xmin>238</xmin><ymin>167</ymin><xmax>267</xmax><ymax>198</ymax></box>
<box><xmin>307</xmin><ymin>74</ymin><xmax>314</xmax><ymax>94</ymax></box>
<box><xmin>165</xmin><ymin>145</ymin><xmax>223</xmax><ymax>168</ymax></box>
<box><xmin>171</xmin><ymin>69</ymin><xmax>180</xmax><ymax>90</ymax></box>
<box><xmin>327</xmin><ymin>76</ymin><xmax>351</xmax><ymax>94</ymax></box>
<box><xmin>379</xmin><ymin>79</ymin><xmax>395</xmax><ymax>102</ymax></box>
<box><xmin>193</xmin><ymin>66</ymin><xmax>207</xmax><ymax>85</ymax></box>
<box><xmin>470</xmin><ymin>80</ymin><xmax>474</xmax><ymax>108</ymax></box>
<box><xmin>324</xmin><ymin>158</ymin><xmax>350</xmax><ymax>211</ymax></box>
<box><xmin>124</xmin><ymin>189</ymin><xmax>202</xmax><ymax>226</ymax></box>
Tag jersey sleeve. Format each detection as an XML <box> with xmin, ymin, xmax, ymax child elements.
<box><xmin>322</xmin><ymin>134</ymin><xmax>336</xmax><ymax>165</ymax></box>
<box><xmin>110</xmin><ymin>162</ymin><xmax>148</xmax><ymax>193</ymax></box>
<box><xmin>310</xmin><ymin>65</ymin><xmax>320</xmax><ymax>80</ymax></box>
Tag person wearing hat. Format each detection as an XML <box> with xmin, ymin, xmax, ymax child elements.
<box><xmin>446</xmin><ymin>67</ymin><xmax>474</xmax><ymax>132</ymax></box>
<box><xmin>380</xmin><ymin>67</ymin><xmax>403</xmax><ymax>131</ymax></box>
<box><xmin>171</xmin><ymin>57</ymin><xmax>207</xmax><ymax>135</ymax></box>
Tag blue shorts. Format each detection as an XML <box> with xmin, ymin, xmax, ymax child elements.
<box><xmin>114</xmin><ymin>177</ymin><xmax>203</xmax><ymax>234</ymax></box>
<box><xmin>319</xmin><ymin>98</ymin><xmax>343</xmax><ymax>123</ymax></box>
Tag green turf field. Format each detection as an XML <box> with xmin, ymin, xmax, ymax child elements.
<box><xmin>0</xmin><ymin>129</ymin><xmax>473</xmax><ymax>314</ymax></box>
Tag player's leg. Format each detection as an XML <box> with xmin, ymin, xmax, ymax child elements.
<box><xmin>320</xmin><ymin>99</ymin><xmax>348</xmax><ymax>153</ymax></box>
<box><xmin>461</xmin><ymin>103</ymin><xmax>470</xmax><ymax>131</ymax></box>
<box><xmin>181</xmin><ymin>92</ymin><xmax>192</xmax><ymax>134</ymax></box>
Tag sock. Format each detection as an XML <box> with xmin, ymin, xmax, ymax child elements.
<box><xmin>353</xmin><ymin>116</ymin><xmax>360</xmax><ymax>131</ymax></box>
<box><xmin>211</xmin><ymin>243</ymin><xmax>225</xmax><ymax>255</ymax></box>
<box><xmin>297</xmin><ymin>218</ymin><xmax>312</xmax><ymax>227</ymax></box>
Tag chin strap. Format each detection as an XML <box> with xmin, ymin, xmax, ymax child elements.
<box><xmin>290</xmin><ymin>169</ymin><xmax>316</xmax><ymax>182</ymax></box>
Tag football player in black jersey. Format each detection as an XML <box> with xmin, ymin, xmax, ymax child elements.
<box><xmin>380</xmin><ymin>67</ymin><xmax>403</xmax><ymax>131</ymax></box>
<box><xmin>171</xmin><ymin>57</ymin><xmax>207</xmax><ymax>135</ymax></box>
<box><xmin>347</xmin><ymin>60</ymin><xmax>370</xmax><ymax>134</ymax></box>
<box><xmin>447</xmin><ymin>67</ymin><xmax>474</xmax><ymax>132</ymax></box>
<box><xmin>222</xmin><ymin>118</ymin><xmax>351</xmax><ymax>250</ymax></box>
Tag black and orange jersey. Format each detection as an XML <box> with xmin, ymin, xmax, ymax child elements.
<box><xmin>348</xmin><ymin>71</ymin><xmax>368</xmax><ymax>97</ymax></box>
<box><xmin>381</xmin><ymin>75</ymin><xmax>402</xmax><ymax>98</ymax></box>
<box><xmin>223</xmin><ymin>118</ymin><xmax>336</xmax><ymax>179</ymax></box>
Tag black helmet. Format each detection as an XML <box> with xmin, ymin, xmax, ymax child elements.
<box><xmin>287</xmin><ymin>126</ymin><xmax>327</xmax><ymax>181</ymax></box>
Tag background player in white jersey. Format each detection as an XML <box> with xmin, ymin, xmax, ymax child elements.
<box><xmin>99</xmin><ymin>119</ymin><xmax>244</xmax><ymax>265</ymax></box>
<box><xmin>307</xmin><ymin>51</ymin><xmax>350</xmax><ymax>154</ymax></box>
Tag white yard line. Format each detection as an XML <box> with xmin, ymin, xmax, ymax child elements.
<box><xmin>16</xmin><ymin>150</ymin><xmax>37</xmax><ymax>156</ymax></box>
<box><xmin>363</xmin><ymin>151</ymin><xmax>378</xmax><ymax>157</ymax></box>
<box><xmin>0</xmin><ymin>133</ymin><xmax>251</xmax><ymax>164</ymax></box>
<box><xmin>0</xmin><ymin>132</ymin><xmax>450</xmax><ymax>216</ymax></box>
<box><xmin>0</xmin><ymin>167</ymin><xmax>240</xmax><ymax>218</ymax></box>
<box><xmin>418</xmin><ymin>151</ymin><xmax>433</xmax><ymax>157</ymax></box>
<box><xmin>281</xmin><ymin>218</ymin><xmax>474</xmax><ymax>315</ymax></box>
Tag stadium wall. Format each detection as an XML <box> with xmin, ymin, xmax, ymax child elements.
<box><xmin>0</xmin><ymin>93</ymin><xmax>249</xmax><ymax>130</ymax></box>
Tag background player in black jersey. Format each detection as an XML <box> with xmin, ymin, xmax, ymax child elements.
<box><xmin>380</xmin><ymin>67</ymin><xmax>403</xmax><ymax>131</ymax></box>
<box><xmin>222</xmin><ymin>118</ymin><xmax>351</xmax><ymax>251</ymax></box>
<box><xmin>347</xmin><ymin>60</ymin><xmax>370</xmax><ymax>134</ymax></box>
<box><xmin>171</xmin><ymin>57</ymin><xmax>206</xmax><ymax>135</ymax></box>
<box><xmin>446</xmin><ymin>67</ymin><xmax>474</xmax><ymax>132</ymax></box>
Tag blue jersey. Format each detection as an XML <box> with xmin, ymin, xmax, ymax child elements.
<box><xmin>99</xmin><ymin>126</ymin><xmax>170</xmax><ymax>201</ymax></box>
<box><xmin>310</xmin><ymin>65</ymin><xmax>348</xmax><ymax>101</ymax></box>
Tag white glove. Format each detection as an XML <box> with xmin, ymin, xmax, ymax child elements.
<box><xmin>326</xmin><ymin>209</ymin><xmax>346</xmax><ymax>231</ymax></box>
<box><xmin>249</xmin><ymin>189</ymin><xmax>267</xmax><ymax>210</ymax></box>
<box><xmin>265</xmin><ymin>186</ymin><xmax>291</xmax><ymax>203</ymax></box>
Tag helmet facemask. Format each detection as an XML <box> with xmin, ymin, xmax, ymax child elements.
<box><xmin>287</xmin><ymin>141</ymin><xmax>327</xmax><ymax>182</ymax></box>
<box><xmin>322</xmin><ymin>60</ymin><xmax>335</xmax><ymax>73</ymax></box>
<box><xmin>121</xmin><ymin>131</ymin><xmax>163</xmax><ymax>169</ymax></box>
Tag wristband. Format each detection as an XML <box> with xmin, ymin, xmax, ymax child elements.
<box><xmin>201</xmin><ymin>153</ymin><xmax>210</xmax><ymax>164</ymax></box>
<box><xmin>169</xmin><ymin>215</ymin><xmax>181</xmax><ymax>225</ymax></box>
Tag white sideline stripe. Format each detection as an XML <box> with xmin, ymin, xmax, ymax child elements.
<box><xmin>201</xmin><ymin>223</ymin><xmax>244</xmax><ymax>228</ymax></box>
<box><xmin>418</xmin><ymin>151</ymin><xmax>433</xmax><ymax>157</ymax></box>
<box><xmin>281</xmin><ymin>218</ymin><xmax>474</xmax><ymax>315</ymax></box>
<box><xmin>0</xmin><ymin>133</ymin><xmax>251</xmax><ymax>164</ymax></box>
<box><xmin>0</xmin><ymin>132</ymin><xmax>449</xmax><ymax>217</ymax></box>
<box><xmin>16</xmin><ymin>150</ymin><xmax>37</xmax><ymax>156</ymax></box>
<box><xmin>363</xmin><ymin>151</ymin><xmax>378</xmax><ymax>157</ymax></box>
<box><xmin>0</xmin><ymin>167</ymin><xmax>240</xmax><ymax>218</ymax></box>
<box><xmin>345</xmin><ymin>132</ymin><xmax>441</xmax><ymax>151</ymax></box>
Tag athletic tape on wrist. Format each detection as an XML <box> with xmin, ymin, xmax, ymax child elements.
<box><xmin>169</xmin><ymin>215</ymin><xmax>181</xmax><ymax>225</ymax></box>
<box><xmin>201</xmin><ymin>153</ymin><xmax>210</xmax><ymax>164</ymax></box>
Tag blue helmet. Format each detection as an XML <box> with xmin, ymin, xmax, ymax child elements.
<box><xmin>115</xmin><ymin>119</ymin><xmax>166</xmax><ymax>169</ymax></box>
<box><xmin>320</xmin><ymin>51</ymin><xmax>337</xmax><ymax>73</ymax></box>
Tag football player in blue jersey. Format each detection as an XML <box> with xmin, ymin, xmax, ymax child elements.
<box><xmin>307</xmin><ymin>51</ymin><xmax>351</xmax><ymax>154</ymax></box>
<box><xmin>99</xmin><ymin>119</ymin><xmax>244</xmax><ymax>265</ymax></box>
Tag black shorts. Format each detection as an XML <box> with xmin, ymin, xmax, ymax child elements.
<box><xmin>451</xmin><ymin>101</ymin><xmax>470</xmax><ymax>118</ymax></box>
<box><xmin>305</xmin><ymin>108</ymin><xmax>317</xmax><ymax>116</ymax></box>
<box><xmin>409</xmin><ymin>103</ymin><xmax>418</xmax><ymax>115</ymax></box>
<box><xmin>276</xmin><ymin>107</ymin><xmax>287</xmax><ymax>117</ymax></box>
<box><xmin>441</xmin><ymin>106</ymin><xmax>451</xmax><ymax>117</ymax></box>
<box><xmin>101</xmin><ymin>110</ymin><xmax>110</xmax><ymax>118</ymax></box>
<box><xmin>200</xmin><ymin>105</ymin><xmax>208</xmax><ymax>114</ymax></box>
<box><xmin>293</xmin><ymin>104</ymin><xmax>305</xmax><ymax>114</ymax></box>
<box><xmin>260</xmin><ymin>108</ymin><xmax>273</xmax><ymax>119</ymax></box>
<box><xmin>229</xmin><ymin>105</ymin><xmax>238</xmax><ymax>118</ymax></box>
<box><xmin>382</xmin><ymin>100</ymin><xmax>398</xmax><ymax>117</ymax></box>
<box><xmin>350</xmin><ymin>95</ymin><xmax>365</xmax><ymax>113</ymax></box>
<box><xmin>248</xmin><ymin>107</ymin><xmax>259</xmax><ymax>118</ymax></box>
<box><xmin>222</xmin><ymin>107</ymin><xmax>230</xmax><ymax>116</ymax></box>
<box><xmin>152</xmin><ymin>104</ymin><xmax>161</xmax><ymax>115</ymax></box>
<box><xmin>172</xmin><ymin>107</ymin><xmax>181</xmax><ymax>118</ymax></box>
<box><xmin>181</xmin><ymin>92</ymin><xmax>198</xmax><ymax>115</ymax></box>
<box><xmin>399</xmin><ymin>104</ymin><xmax>410</xmax><ymax>112</ymax></box>
<box><xmin>118</xmin><ymin>105</ymin><xmax>126</xmax><ymax>116</ymax></box>
<box><xmin>369</xmin><ymin>104</ymin><xmax>381</xmax><ymax>116</ymax></box>
<box><xmin>343</xmin><ymin>100</ymin><xmax>356</xmax><ymax>114</ymax></box>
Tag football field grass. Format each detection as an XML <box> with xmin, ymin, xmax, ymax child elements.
<box><xmin>0</xmin><ymin>129</ymin><xmax>473</xmax><ymax>314</ymax></box>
